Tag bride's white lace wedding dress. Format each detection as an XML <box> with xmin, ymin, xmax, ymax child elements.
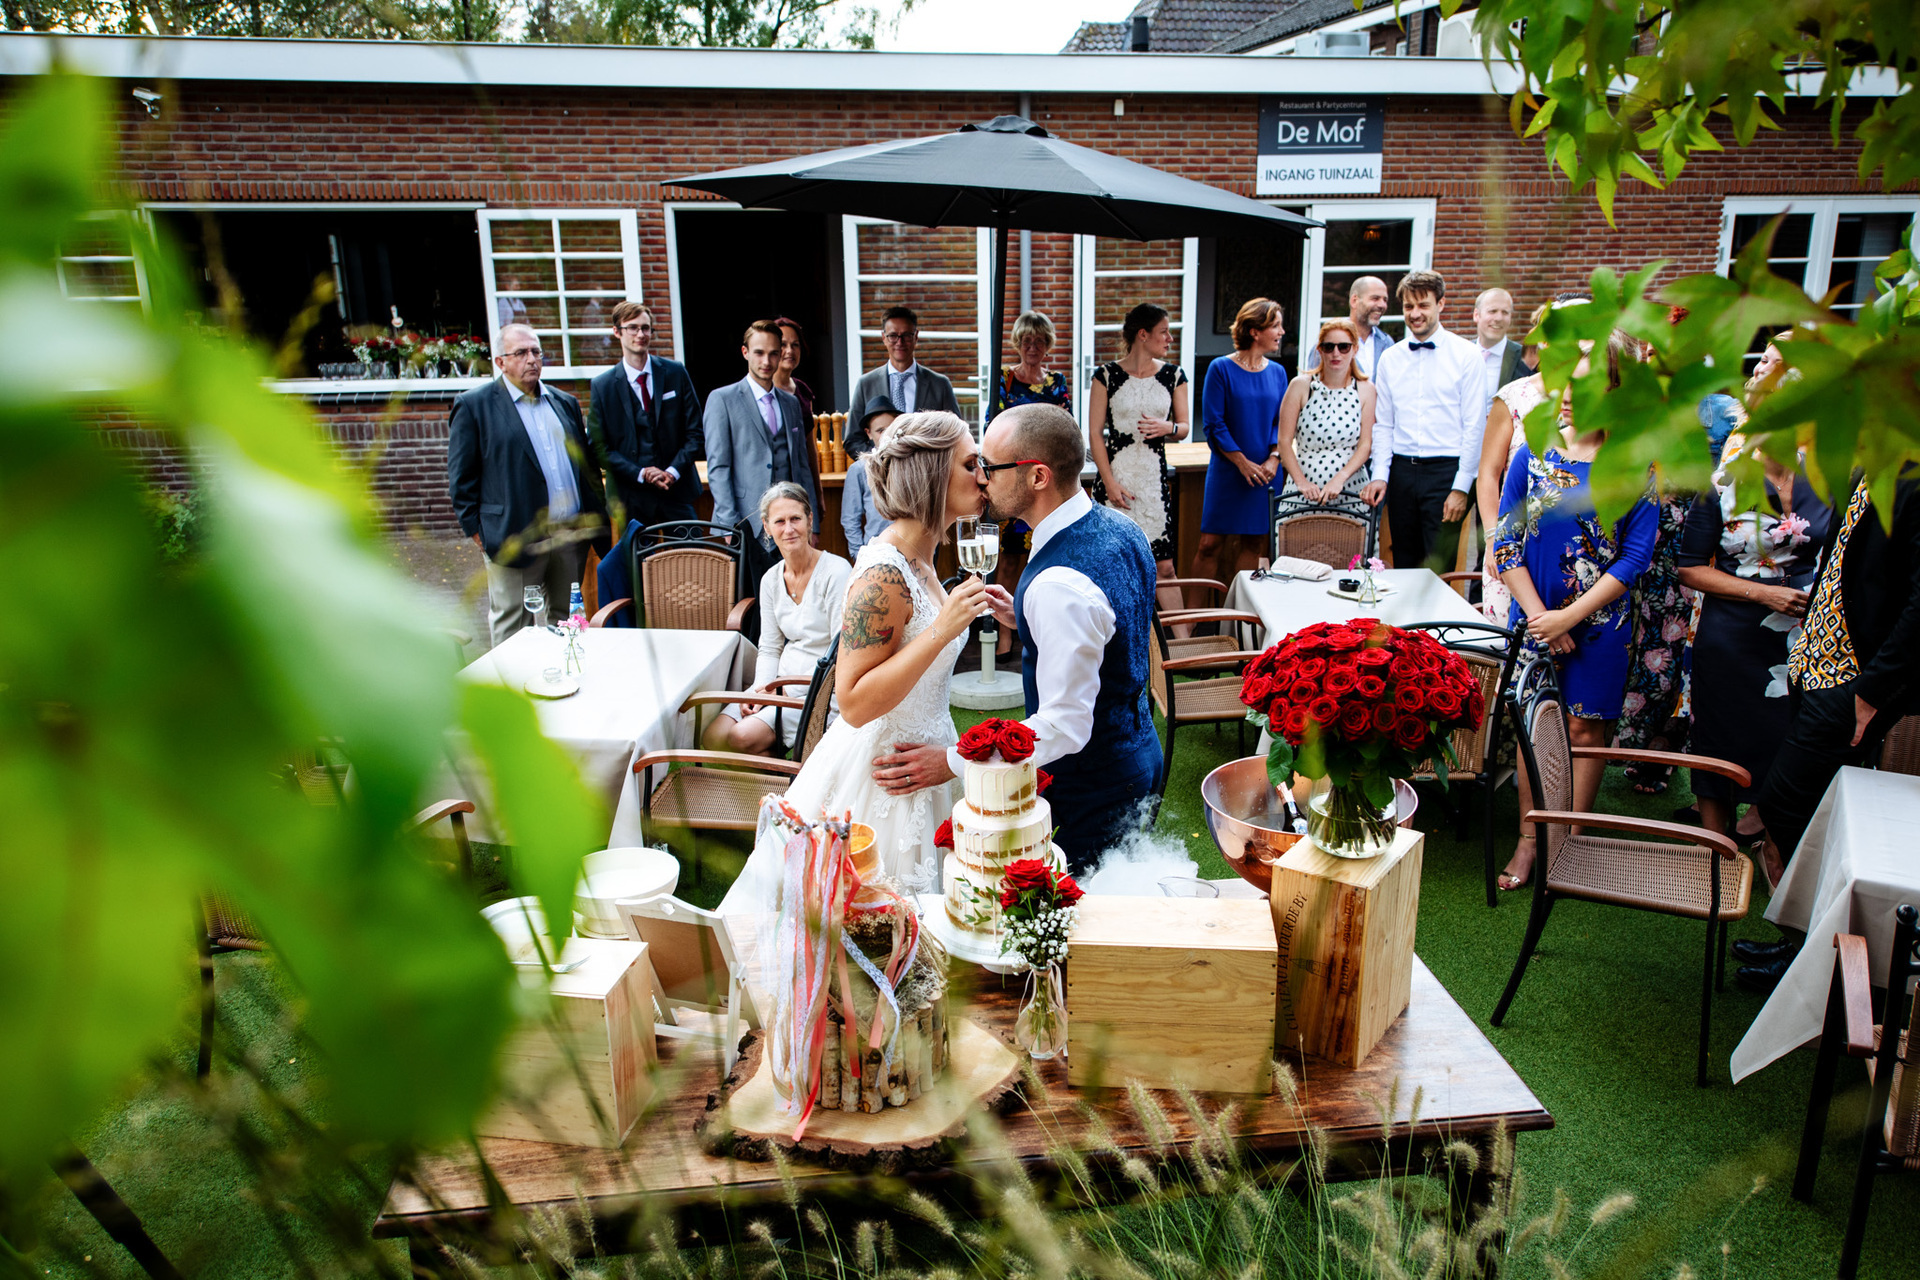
<box><xmin>718</xmin><ymin>541</ymin><xmax>966</xmax><ymax>917</ymax></box>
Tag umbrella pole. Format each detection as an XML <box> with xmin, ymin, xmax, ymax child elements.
<box><xmin>986</xmin><ymin>221</ymin><xmax>1009</xmax><ymax>435</ymax></box>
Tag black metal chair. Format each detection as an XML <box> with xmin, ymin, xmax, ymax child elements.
<box><xmin>1401</xmin><ymin>620</ymin><xmax>1520</xmax><ymax>907</ymax></box>
<box><xmin>1270</xmin><ymin>492</ymin><xmax>1380</xmax><ymax>570</ymax></box>
<box><xmin>1794</xmin><ymin>903</ymin><xmax>1919</xmax><ymax>1279</ymax></box>
<box><xmin>1146</xmin><ymin>615</ymin><xmax>1264</xmax><ymax>820</ymax></box>
<box><xmin>1492</xmin><ymin>652</ymin><xmax>1755</xmax><ymax>1086</ymax></box>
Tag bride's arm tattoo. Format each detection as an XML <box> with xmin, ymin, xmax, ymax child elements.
<box><xmin>843</xmin><ymin>565</ymin><xmax>908</xmax><ymax>649</ymax></box>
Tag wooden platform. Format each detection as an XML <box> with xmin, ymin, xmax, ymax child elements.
<box><xmin>376</xmin><ymin>956</ymin><xmax>1549</xmax><ymax>1264</ymax></box>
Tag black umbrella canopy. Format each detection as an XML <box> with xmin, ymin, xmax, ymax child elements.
<box><xmin>672</xmin><ymin>115</ymin><xmax>1320</xmax><ymax>242</ymax></box>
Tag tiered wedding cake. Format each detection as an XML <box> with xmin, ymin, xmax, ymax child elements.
<box><xmin>942</xmin><ymin>720</ymin><xmax>1067</xmax><ymax>941</ymax></box>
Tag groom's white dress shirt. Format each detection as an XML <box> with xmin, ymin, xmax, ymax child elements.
<box><xmin>947</xmin><ymin>489</ymin><xmax>1112</xmax><ymax>778</ymax></box>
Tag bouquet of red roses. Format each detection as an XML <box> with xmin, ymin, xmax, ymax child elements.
<box><xmin>955</xmin><ymin>717</ymin><xmax>1036</xmax><ymax>763</ymax></box>
<box><xmin>1240</xmin><ymin>618</ymin><xmax>1484</xmax><ymax>840</ymax></box>
<box><xmin>997</xmin><ymin>857</ymin><xmax>1083</xmax><ymax>967</ymax></box>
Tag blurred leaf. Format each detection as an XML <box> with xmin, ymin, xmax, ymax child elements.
<box><xmin>0</xmin><ymin>72</ymin><xmax>108</xmax><ymax>269</ymax></box>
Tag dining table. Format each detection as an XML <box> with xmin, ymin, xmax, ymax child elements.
<box><xmin>1730</xmin><ymin>766</ymin><xmax>1920</xmax><ymax>1083</ymax></box>
<box><xmin>1223</xmin><ymin>567</ymin><xmax>1488</xmax><ymax>643</ymax></box>
<box><xmin>443</xmin><ymin>627</ymin><xmax>749</xmax><ymax>848</ymax></box>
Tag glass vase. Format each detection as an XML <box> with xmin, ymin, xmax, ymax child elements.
<box><xmin>1014</xmin><ymin>961</ymin><xmax>1068</xmax><ymax>1060</ymax></box>
<box><xmin>1307</xmin><ymin>781</ymin><xmax>1398</xmax><ymax>859</ymax></box>
<box><xmin>563</xmin><ymin>628</ymin><xmax>586</xmax><ymax>678</ymax></box>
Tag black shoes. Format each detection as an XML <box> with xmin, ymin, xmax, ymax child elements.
<box><xmin>1735</xmin><ymin>957</ymin><xmax>1794</xmax><ymax>994</ymax></box>
<box><xmin>1732</xmin><ymin>939</ymin><xmax>1794</xmax><ymax>965</ymax></box>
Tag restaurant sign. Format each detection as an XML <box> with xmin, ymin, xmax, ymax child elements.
<box><xmin>1256</xmin><ymin>97</ymin><xmax>1385</xmax><ymax>195</ymax></box>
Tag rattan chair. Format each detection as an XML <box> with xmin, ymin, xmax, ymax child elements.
<box><xmin>1402</xmin><ymin>620</ymin><xmax>1519</xmax><ymax>908</ymax></box>
<box><xmin>1271</xmin><ymin>493</ymin><xmax>1379</xmax><ymax>571</ymax></box>
<box><xmin>1793</xmin><ymin>903</ymin><xmax>1918</xmax><ymax>1279</ymax></box>
<box><xmin>1154</xmin><ymin>574</ymin><xmax>1266</xmax><ymax>663</ymax></box>
<box><xmin>1491</xmin><ymin>653</ymin><xmax>1755</xmax><ymax>1086</ymax></box>
<box><xmin>1873</xmin><ymin>714</ymin><xmax>1920</xmax><ymax>776</ymax></box>
<box><xmin>594</xmin><ymin>522</ymin><xmax>753</xmax><ymax>632</ymax></box>
<box><xmin>1148</xmin><ymin>615</ymin><xmax>1264</xmax><ymax>815</ymax></box>
<box><xmin>632</xmin><ymin>641</ymin><xmax>838</xmax><ymax>883</ymax></box>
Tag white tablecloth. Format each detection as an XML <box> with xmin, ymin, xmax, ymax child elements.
<box><xmin>1223</xmin><ymin>568</ymin><xmax>1486</xmax><ymax>642</ymax></box>
<box><xmin>444</xmin><ymin>627</ymin><xmax>747</xmax><ymax>848</ymax></box>
<box><xmin>1730</xmin><ymin>767</ymin><xmax>1920</xmax><ymax>1082</ymax></box>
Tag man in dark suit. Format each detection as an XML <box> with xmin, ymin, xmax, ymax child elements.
<box><xmin>587</xmin><ymin>301</ymin><xmax>703</xmax><ymax>531</ymax></box>
<box><xmin>842</xmin><ymin>305</ymin><xmax>962</xmax><ymax>456</ymax></box>
<box><xmin>448</xmin><ymin>322</ymin><xmax>610</xmax><ymax>646</ymax></box>
<box><xmin>706</xmin><ymin>319</ymin><xmax>823</xmax><ymax>585</ymax></box>
<box><xmin>1473</xmin><ymin>287</ymin><xmax>1529</xmax><ymax>398</ymax></box>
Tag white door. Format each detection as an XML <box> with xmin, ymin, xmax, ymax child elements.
<box><xmin>1071</xmin><ymin>236</ymin><xmax>1199</xmax><ymax>430</ymax></box>
<box><xmin>841</xmin><ymin>217</ymin><xmax>994</xmax><ymax>429</ymax></box>
<box><xmin>1302</xmin><ymin>199</ymin><xmax>1436</xmax><ymax>347</ymax></box>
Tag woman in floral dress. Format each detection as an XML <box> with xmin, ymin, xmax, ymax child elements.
<box><xmin>1089</xmin><ymin>302</ymin><xmax>1191</xmax><ymax>619</ymax></box>
<box><xmin>1615</xmin><ymin>489</ymin><xmax>1698</xmax><ymax>793</ymax></box>
<box><xmin>1488</xmin><ymin>332</ymin><xmax>1660</xmax><ymax>890</ymax></box>
<box><xmin>1677</xmin><ymin>443</ymin><xmax>1829</xmax><ymax>845</ymax></box>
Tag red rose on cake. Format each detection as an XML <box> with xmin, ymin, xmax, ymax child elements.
<box><xmin>956</xmin><ymin>717</ymin><xmax>1036</xmax><ymax>762</ymax></box>
<box><xmin>1036</xmin><ymin>769</ymin><xmax>1053</xmax><ymax>794</ymax></box>
<box><xmin>934</xmin><ymin>818</ymin><xmax>954</xmax><ymax>849</ymax></box>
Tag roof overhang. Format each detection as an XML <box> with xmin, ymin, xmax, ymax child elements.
<box><xmin>0</xmin><ymin>31</ymin><xmax>1529</xmax><ymax>95</ymax></box>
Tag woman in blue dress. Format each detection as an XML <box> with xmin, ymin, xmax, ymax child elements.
<box><xmin>1191</xmin><ymin>297</ymin><xmax>1288</xmax><ymax>586</ymax></box>
<box><xmin>1489</xmin><ymin>331</ymin><xmax>1659</xmax><ymax>889</ymax></box>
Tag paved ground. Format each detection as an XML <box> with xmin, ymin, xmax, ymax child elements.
<box><xmin>383</xmin><ymin>533</ymin><xmax>492</xmax><ymax>663</ymax></box>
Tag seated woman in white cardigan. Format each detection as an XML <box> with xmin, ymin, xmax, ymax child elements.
<box><xmin>702</xmin><ymin>482</ymin><xmax>851</xmax><ymax>756</ymax></box>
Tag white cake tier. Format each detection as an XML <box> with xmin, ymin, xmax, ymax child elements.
<box><xmin>950</xmin><ymin>798</ymin><xmax>1053</xmax><ymax>874</ymax></box>
<box><xmin>941</xmin><ymin>842</ymin><xmax>1066</xmax><ymax>941</ymax></box>
<box><xmin>962</xmin><ymin>758</ymin><xmax>1037</xmax><ymax>816</ymax></box>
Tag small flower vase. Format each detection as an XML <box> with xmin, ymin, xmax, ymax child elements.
<box><xmin>1307</xmin><ymin>780</ymin><xmax>1398</xmax><ymax>859</ymax></box>
<box><xmin>1014</xmin><ymin>961</ymin><xmax>1069</xmax><ymax>1060</ymax></box>
<box><xmin>563</xmin><ymin>626</ymin><xmax>586</xmax><ymax>678</ymax></box>
<box><xmin>1358</xmin><ymin>564</ymin><xmax>1379</xmax><ymax>603</ymax></box>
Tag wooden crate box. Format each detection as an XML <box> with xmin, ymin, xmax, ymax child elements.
<box><xmin>1269</xmin><ymin>827</ymin><xmax>1422</xmax><ymax>1069</ymax></box>
<box><xmin>1065</xmin><ymin>897</ymin><xmax>1277</xmax><ymax>1094</ymax></box>
<box><xmin>480</xmin><ymin>937</ymin><xmax>659</xmax><ymax>1149</ymax></box>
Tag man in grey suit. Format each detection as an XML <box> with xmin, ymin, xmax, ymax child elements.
<box><xmin>1472</xmin><ymin>287</ymin><xmax>1529</xmax><ymax>398</ymax></box>
<box><xmin>842</xmin><ymin>305</ymin><xmax>962</xmax><ymax>456</ymax></box>
<box><xmin>706</xmin><ymin>319</ymin><xmax>824</xmax><ymax>585</ymax></box>
<box><xmin>448</xmin><ymin>322</ymin><xmax>610</xmax><ymax>646</ymax></box>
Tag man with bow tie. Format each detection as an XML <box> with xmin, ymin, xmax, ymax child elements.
<box><xmin>1361</xmin><ymin>269</ymin><xmax>1490</xmax><ymax>571</ymax></box>
<box><xmin>587</xmin><ymin>301</ymin><xmax>704</xmax><ymax>530</ymax></box>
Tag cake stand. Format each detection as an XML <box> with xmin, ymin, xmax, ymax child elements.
<box><xmin>915</xmin><ymin>893</ymin><xmax>1029</xmax><ymax>975</ymax></box>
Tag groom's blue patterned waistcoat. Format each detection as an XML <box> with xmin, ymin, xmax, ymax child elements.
<box><xmin>1015</xmin><ymin>502</ymin><xmax>1160</xmax><ymax>792</ymax></box>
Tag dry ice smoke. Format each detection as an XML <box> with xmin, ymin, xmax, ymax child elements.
<box><xmin>1079</xmin><ymin>798</ymin><xmax>1199</xmax><ymax>895</ymax></box>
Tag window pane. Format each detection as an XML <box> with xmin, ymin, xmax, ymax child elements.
<box><xmin>496</xmin><ymin>259</ymin><xmax>558</xmax><ymax>294</ymax></box>
<box><xmin>564</xmin><ymin>295</ymin><xmax>611</xmax><ymax>334</ymax></box>
<box><xmin>1324</xmin><ymin>219</ymin><xmax>1412</xmax><ymax>268</ymax></box>
<box><xmin>1092</xmin><ymin>289</ymin><xmax>1178</xmax><ymax>328</ymax></box>
<box><xmin>516</xmin><ymin>296</ymin><xmax>562</xmax><ymax>329</ymax></box>
<box><xmin>1827</xmin><ymin>212</ymin><xmax>1911</xmax><ymax>308</ymax></box>
<box><xmin>490</xmin><ymin>220</ymin><xmax>551</xmax><ymax>254</ymax></box>
<box><xmin>1095</xmin><ymin>237</ymin><xmax>1184</xmax><ymax>272</ymax></box>
<box><xmin>567</xmin><ymin>330</ymin><xmax>618</xmax><ymax>364</ymax></box>
<box><xmin>61</xmin><ymin>221</ymin><xmax>133</xmax><ymax>258</ymax></box>
<box><xmin>855</xmin><ymin>223</ymin><xmax>976</xmax><ymax>277</ymax></box>
<box><xmin>1321</xmin><ymin>268</ymin><xmax>1409</xmax><ymax>323</ymax></box>
<box><xmin>1730</xmin><ymin>212</ymin><xmax>1813</xmax><ymax>286</ymax></box>
<box><xmin>560</xmin><ymin>257</ymin><xmax>626</xmax><ymax>292</ymax></box>
<box><xmin>63</xmin><ymin>258</ymin><xmax>139</xmax><ymax>298</ymax></box>
<box><xmin>857</xmin><ymin>281</ymin><xmax>974</xmax><ymax>334</ymax></box>
<box><xmin>559</xmin><ymin>220</ymin><xmax>622</xmax><ymax>254</ymax></box>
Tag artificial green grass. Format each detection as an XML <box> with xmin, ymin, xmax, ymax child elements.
<box><xmin>26</xmin><ymin>713</ymin><xmax>1919</xmax><ymax>1278</ymax></box>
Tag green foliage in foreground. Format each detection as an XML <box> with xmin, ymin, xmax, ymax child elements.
<box><xmin>0</xmin><ymin>70</ymin><xmax>605</xmax><ymax>1187</ymax></box>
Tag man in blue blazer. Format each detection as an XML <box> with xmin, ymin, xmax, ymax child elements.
<box><xmin>706</xmin><ymin>319</ymin><xmax>823</xmax><ymax>586</ymax></box>
<box><xmin>448</xmin><ymin>323</ymin><xmax>610</xmax><ymax>645</ymax></box>
<box><xmin>587</xmin><ymin>301</ymin><xmax>704</xmax><ymax>530</ymax></box>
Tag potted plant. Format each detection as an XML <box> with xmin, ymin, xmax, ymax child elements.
<box><xmin>1240</xmin><ymin>619</ymin><xmax>1484</xmax><ymax>857</ymax></box>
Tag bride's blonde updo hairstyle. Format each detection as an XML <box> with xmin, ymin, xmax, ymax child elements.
<box><xmin>863</xmin><ymin>410</ymin><xmax>970</xmax><ymax>531</ymax></box>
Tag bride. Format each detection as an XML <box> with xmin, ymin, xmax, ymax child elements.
<box><xmin>719</xmin><ymin>411</ymin><xmax>999</xmax><ymax>913</ymax></box>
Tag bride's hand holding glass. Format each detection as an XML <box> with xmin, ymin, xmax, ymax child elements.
<box><xmin>935</xmin><ymin>574</ymin><xmax>991</xmax><ymax>642</ymax></box>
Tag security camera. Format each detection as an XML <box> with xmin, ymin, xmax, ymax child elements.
<box><xmin>131</xmin><ymin>87</ymin><xmax>161</xmax><ymax>118</ymax></box>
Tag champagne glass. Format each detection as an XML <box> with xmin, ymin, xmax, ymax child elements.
<box><xmin>523</xmin><ymin>585</ymin><xmax>547</xmax><ymax>632</ymax></box>
<box><xmin>973</xmin><ymin>522</ymin><xmax>1000</xmax><ymax>579</ymax></box>
<box><xmin>955</xmin><ymin>515</ymin><xmax>980</xmax><ymax>576</ymax></box>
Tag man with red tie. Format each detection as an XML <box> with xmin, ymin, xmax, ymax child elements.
<box><xmin>587</xmin><ymin>300</ymin><xmax>704</xmax><ymax>530</ymax></box>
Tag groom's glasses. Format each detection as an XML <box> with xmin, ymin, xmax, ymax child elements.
<box><xmin>978</xmin><ymin>456</ymin><xmax>1044</xmax><ymax>476</ymax></box>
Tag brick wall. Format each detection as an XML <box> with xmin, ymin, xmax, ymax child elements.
<box><xmin>38</xmin><ymin>76</ymin><xmax>1892</xmax><ymax>526</ymax></box>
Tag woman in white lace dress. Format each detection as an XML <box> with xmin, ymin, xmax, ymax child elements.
<box><xmin>718</xmin><ymin>412</ymin><xmax>998</xmax><ymax>910</ymax></box>
<box><xmin>1275</xmin><ymin>316</ymin><xmax>1375</xmax><ymax>505</ymax></box>
<box><xmin>1089</xmin><ymin>302</ymin><xmax>1190</xmax><ymax>620</ymax></box>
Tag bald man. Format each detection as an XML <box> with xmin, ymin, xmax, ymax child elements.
<box><xmin>448</xmin><ymin>323</ymin><xmax>610</xmax><ymax>645</ymax></box>
<box><xmin>1473</xmin><ymin>288</ymin><xmax>1528</xmax><ymax>397</ymax></box>
<box><xmin>1305</xmin><ymin>275</ymin><xmax>1396</xmax><ymax>377</ymax></box>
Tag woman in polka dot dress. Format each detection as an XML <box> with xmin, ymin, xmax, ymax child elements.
<box><xmin>1275</xmin><ymin>316</ymin><xmax>1375</xmax><ymax>504</ymax></box>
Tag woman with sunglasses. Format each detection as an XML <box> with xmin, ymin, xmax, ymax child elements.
<box><xmin>1275</xmin><ymin>317</ymin><xmax>1374</xmax><ymax>505</ymax></box>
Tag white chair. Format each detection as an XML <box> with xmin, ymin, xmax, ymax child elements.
<box><xmin>615</xmin><ymin>894</ymin><xmax>760</xmax><ymax>1073</ymax></box>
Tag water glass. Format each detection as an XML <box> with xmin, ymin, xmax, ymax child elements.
<box><xmin>523</xmin><ymin>585</ymin><xmax>547</xmax><ymax>631</ymax></box>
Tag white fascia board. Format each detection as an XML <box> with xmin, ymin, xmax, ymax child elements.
<box><xmin>0</xmin><ymin>31</ymin><xmax>1525</xmax><ymax>96</ymax></box>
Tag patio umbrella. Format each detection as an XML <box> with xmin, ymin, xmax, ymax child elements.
<box><xmin>671</xmin><ymin>116</ymin><xmax>1320</xmax><ymax>421</ymax></box>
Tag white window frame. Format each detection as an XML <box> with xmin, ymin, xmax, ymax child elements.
<box><xmin>1718</xmin><ymin>195</ymin><xmax>1920</xmax><ymax>320</ymax></box>
<box><xmin>1070</xmin><ymin>235</ymin><xmax>1199</xmax><ymax>431</ymax></box>
<box><xmin>841</xmin><ymin>216</ymin><xmax>993</xmax><ymax>426</ymax></box>
<box><xmin>1300</xmin><ymin>198</ymin><xmax>1436</xmax><ymax>344</ymax></box>
<box><xmin>57</xmin><ymin>210</ymin><xmax>149</xmax><ymax>313</ymax></box>
<box><xmin>478</xmin><ymin>207</ymin><xmax>641</xmax><ymax>378</ymax></box>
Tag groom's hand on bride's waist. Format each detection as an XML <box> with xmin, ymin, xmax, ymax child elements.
<box><xmin>872</xmin><ymin>742</ymin><xmax>957</xmax><ymax>796</ymax></box>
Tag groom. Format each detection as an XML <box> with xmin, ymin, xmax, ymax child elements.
<box><xmin>872</xmin><ymin>403</ymin><xmax>1161</xmax><ymax>874</ymax></box>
